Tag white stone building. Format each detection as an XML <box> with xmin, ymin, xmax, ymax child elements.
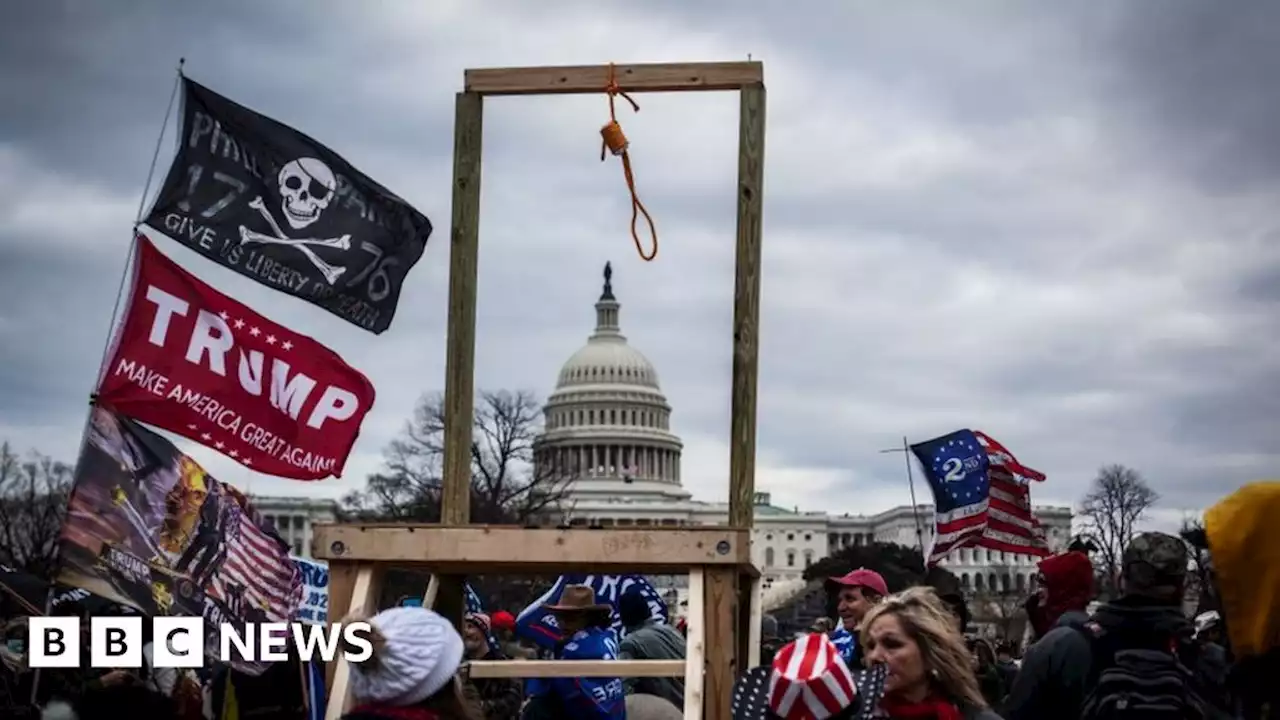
<box><xmin>248</xmin><ymin>495</ymin><xmax>338</xmax><ymax>559</ymax></box>
<box><xmin>533</xmin><ymin>265</ymin><xmax>1073</xmax><ymax>601</ymax></box>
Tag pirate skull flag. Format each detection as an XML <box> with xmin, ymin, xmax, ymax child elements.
<box><xmin>144</xmin><ymin>76</ymin><xmax>432</xmax><ymax>334</ymax></box>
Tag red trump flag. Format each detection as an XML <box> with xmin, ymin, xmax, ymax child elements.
<box><xmin>96</xmin><ymin>235</ymin><xmax>376</xmax><ymax>480</ymax></box>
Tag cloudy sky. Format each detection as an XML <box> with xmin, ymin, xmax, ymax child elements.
<box><xmin>2</xmin><ymin>1</ymin><xmax>1276</xmax><ymax>530</ymax></box>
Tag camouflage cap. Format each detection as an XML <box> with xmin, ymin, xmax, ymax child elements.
<box><xmin>1122</xmin><ymin>532</ymin><xmax>1188</xmax><ymax>595</ymax></box>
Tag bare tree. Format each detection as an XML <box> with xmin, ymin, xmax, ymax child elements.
<box><xmin>0</xmin><ymin>442</ymin><xmax>74</xmax><ymax>577</ymax></box>
<box><xmin>1078</xmin><ymin>464</ymin><xmax>1159</xmax><ymax>596</ymax></box>
<box><xmin>343</xmin><ymin>390</ymin><xmax>569</xmax><ymax>524</ymax></box>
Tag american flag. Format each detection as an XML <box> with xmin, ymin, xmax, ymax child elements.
<box><xmin>909</xmin><ymin>429</ymin><xmax>1050</xmax><ymax>565</ymax></box>
<box><xmin>206</xmin><ymin>493</ymin><xmax>302</xmax><ymax>621</ymax></box>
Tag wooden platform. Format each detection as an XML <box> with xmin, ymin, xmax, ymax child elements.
<box><xmin>314</xmin><ymin>524</ymin><xmax>756</xmax><ymax>574</ymax></box>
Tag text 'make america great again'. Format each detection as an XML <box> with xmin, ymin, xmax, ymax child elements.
<box><xmin>96</xmin><ymin>235</ymin><xmax>376</xmax><ymax>480</ymax></box>
<box><xmin>144</xmin><ymin>77</ymin><xmax>432</xmax><ymax>334</ymax></box>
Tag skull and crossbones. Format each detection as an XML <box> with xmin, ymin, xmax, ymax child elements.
<box><xmin>238</xmin><ymin>158</ymin><xmax>351</xmax><ymax>284</ymax></box>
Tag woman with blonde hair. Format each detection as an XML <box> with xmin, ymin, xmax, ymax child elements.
<box><xmin>861</xmin><ymin>587</ymin><xmax>1003</xmax><ymax>720</ymax></box>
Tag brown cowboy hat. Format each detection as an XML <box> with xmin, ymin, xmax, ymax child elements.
<box><xmin>544</xmin><ymin>584</ymin><xmax>612</xmax><ymax>614</ymax></box>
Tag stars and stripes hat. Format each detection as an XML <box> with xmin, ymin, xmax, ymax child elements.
<box><xmin>732</xmin><ymin>633</ymin><xmax>856</xmax><ymax>719</ymax></box>
<box><xmin>732</xmin><ymin>638</ymin><xmax>891</xmax><ymax>720</ymax></box>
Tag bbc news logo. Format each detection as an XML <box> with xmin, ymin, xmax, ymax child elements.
<box><xmin>27</xmin><ymin>617</ymin><xmax>373</xmax><ymax>668</ymax></box>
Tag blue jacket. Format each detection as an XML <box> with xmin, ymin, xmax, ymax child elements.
<box><xmin>531</xmin><ymin>627</ymin><xmax>626</xmax><ymax>719</ymax></box>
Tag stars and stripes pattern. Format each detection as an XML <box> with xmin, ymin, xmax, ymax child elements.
<box><xmin>975</xmin><ymin>430</ymin><xmax>1046</xmax><ymax>483</ymax></box>
<box><xmin>910</xmin><ymin>429</ymin><xmax>1050</xmax><ymax>565</ymax></box>
<box><xmin>767</xmin><ymin>633</ymin><xmax>858</xmax><ymax>720</ymax></box>
<box><xmin>206</xmin><ymin>496</ymin><xmax>303</xmax><ymax>621</ymax></box>
<box><xmin>854</xmin><ymin>663</ymin><xmax>890</xmax><ymax>718</ymax></box>
<box><xmin>732</xmin><ymin>649</ymin><xmax>888</xmax><ymax>720</ymax></box>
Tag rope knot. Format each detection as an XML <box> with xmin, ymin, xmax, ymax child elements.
<box><xmin>599</xmin><ymin>63</ymin><xmax>657</xmax><ymax>262</ymax></box>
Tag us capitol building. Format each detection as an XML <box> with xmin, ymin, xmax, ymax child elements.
<box><xmin>530</xmin><ymin>264</ymin><xmax>1073</xmax><ymax>598</ymax></box>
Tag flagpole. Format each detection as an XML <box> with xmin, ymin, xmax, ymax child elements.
<box><xmin>878</xmin><ymin>436</ymin><xmax>926</xmax><ymax>553</ymax></box>
<box><xmin>92</xmin><ymin>58</ymin><xmax>185</xmax><ymax>395</ymax></box>
<box><xmin>46</xmin><ymin>60</ymin><xmax>187</xmax><ymax>655</ymax></box>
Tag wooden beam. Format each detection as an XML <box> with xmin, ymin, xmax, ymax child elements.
<box><xmin>703</xmin><ymin>569</ymin><xmax>737</xmax><ymax>720</ymax></box>
<box><xmin>326</xmin><ymin>565</ymin><xmax>380</xmax><ymax>720</ymax></box>
<box><xmin>313</xmin><ymin>525</ymin><xmax>752</xmax><ymax>572</ymax></box>
<box><xmin>683</xmin><ymin>569</ymin><xmax>706</xmax><ymax>718</ymax></box>
<box><xmin>467</xmin><ymin>659</ymin><xmax>685</xmax><ymax>679</ymax></box>
<box><xmin>727</xmin><ymin>83</ymin><xmax>767</xmax><ymax>529</ymax></box>
<box><xmin>746</xmin><ymin>574</ymin><xmax>763</xmax><ymax>668</ymax></box>
<box><xmin>441</xmin><ymin>90</ymin><xmax>484</xmax><ymax>529</ymax></box>
<box><xmin>322</xmin><ymin>561</ymin><xmax>359</xmax><ymax>693</ymax></box>
<box><xmin>437</xmin><ymin>91</ymin><xmax>484</xmax><ymax>633</ymax></box>
<box><xmin>465</xmin><ymin>61</ymin><xmax>763</xmax><ymax>96</ymax></box>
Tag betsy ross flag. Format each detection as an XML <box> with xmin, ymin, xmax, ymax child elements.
<box><xmin>910</xmin><ymin>429</ymin><xmax>1049</xmax><ymax>565</ymax></box>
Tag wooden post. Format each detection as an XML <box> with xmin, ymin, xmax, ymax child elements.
<box><xmin>703</xmin><ymin>568</ymin><xmax>738</xmax><ymax>720</ymax></box>
<box><xmin>727</xmin><ymin>83</ymin><xmax>766</xmax><ymax>529</ymax></box>
<box><xmin>683</xmin><ymin>569</ymin><xmax>706</xmax><ymax>718</ymax></box>
<box><xmin>326</xmin><ymin>566</ymin><xmax>381</xmax><ymax>720</ymax></box>
<box><xmin>322</xmin><ymin>561</ymin><xmax>359</xmax><ymax>692</ymax></box>
<box><xmin>438</xmin><ymin>90</ymin><xmax>484</xmax><ymax>629</ymax></box>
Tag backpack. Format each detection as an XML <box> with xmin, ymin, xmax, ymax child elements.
<box><xmin>1078</xmin><ymin>620</ymin><xmax>1222</xmax><ymax>720</ymax></box>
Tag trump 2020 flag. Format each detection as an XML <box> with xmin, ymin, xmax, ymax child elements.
<box><xmin>145</xmin><ymin>77</ymin><xmax>432</xmax><ymax>334</ymax></box>
<box><xmin>515</xmin><ymin>574</ymin><xmax>669</xmax><ymax>650</ymax></box>
<box><xmin>910</xmin><ymin>429</ymin><xmax>1049</xmax><ymax>565</ymax></box>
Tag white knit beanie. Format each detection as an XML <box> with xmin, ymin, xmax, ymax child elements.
<box><xmin>349</xmin><ymin>607</ymin><xmax>465</xmax><ymax>707</ymax></box>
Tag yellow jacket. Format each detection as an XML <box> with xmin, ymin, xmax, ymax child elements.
<box><xmin>1205</xmin><ymin>481</ymin><xmax>1280</xmax><ymax>659</ymax></box>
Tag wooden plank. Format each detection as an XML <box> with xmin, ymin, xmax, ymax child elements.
<box><xmin>437</xmin><ymin>90</ymin><xmax>484</xmax><ymax>633</ymax></box>
<box><xmin>423</xmin><ymin>574</ymin><xmax>440</xmax><ymax>608</ymax></box>
<box><xmin>326</xmin><ymin>565</ymin><xmax>379</xmax><ymax>720</ymax></box>
<box><xmin>683</xmin><ymin>569</ymin><xmax>706</xmax><ymax>719</ymax></box>
<box><xmin>745</xmin><ymin>573</ymin><xmax>763</xmax><ymax>668</ymax></box>
<box><xmin>467</xmin><ymin>659</ymin><xmax>685</xmax><ymax>679</ymax></box>
<box><xmin>465</xmin><ymin>61</ymin><xmax>763</xmax><ymax>96</ymax></box>
<box><xmin>441</xmin><ymin>90</ymin><xmax>484</xmax><ymax>529</ymax></box>
<box><xmin>322</xmin><ymin>561</ymin><xmax>359</xmax><ymax>693</ymax></box>
<box><xmin>703</xmin><ymin>569</ymin><xmax>737</xmax><ymax>720</ymax></box>
<box><xmin>313</xmin><ymin>525</ymin><xmax>752</xmax><ymax>571</ymax></box>
<box><xmin>727</xmin><ymin>83</ymin><xmax>767</xmax><ymax>529</ymax></box>
<box><xmin>734</xmin><ymin>569</ymin><xmax>760</xmax><ymax>670</ymax></box>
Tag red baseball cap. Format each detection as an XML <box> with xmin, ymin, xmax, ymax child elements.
<box><xmin>827</xmin><ymin>568</ymin><xmax>889</xmax><ymax>597</ymax></box>
<box><xmin>490</xmin><ymin>610</ymin><xmax>516</xmax><ymax>632</ymax></box>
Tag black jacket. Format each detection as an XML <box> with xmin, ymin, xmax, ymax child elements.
<box><xmin>1005</xmin><ymin>597</ymin><xmax>1230</xmax><ymax>720</ymax></box>
<box><xmin>1002</xmin><ymin>608</ymin><xmax>1092</xmax><ymax>720</ymax></box>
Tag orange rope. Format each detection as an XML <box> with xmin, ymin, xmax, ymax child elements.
<box><xmin>600</xmin><ymin>63</ymin><xmax>658</xmax><ymax>261</ymax></box>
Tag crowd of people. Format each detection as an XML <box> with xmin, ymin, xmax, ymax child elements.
<box><xmin>2</xmin><ymin>482</ymin><xmax>1276</xmax><ymax>719</ymax></box>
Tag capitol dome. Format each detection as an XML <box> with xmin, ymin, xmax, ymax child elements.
<box><xmin>533</xmin><ymin>263</ymin><xmax>688</xmax><ymax>502</ymax></box>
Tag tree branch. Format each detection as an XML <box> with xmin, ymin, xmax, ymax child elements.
<box><xmin>343</xmin><ymin>389</ymin><xmax>570</xmax><ymax>525</ymax></box>
<box><xmin>1077</xmin><ymin>464</ymin><xmax>1159</xmax><ymax>596</ymax></box>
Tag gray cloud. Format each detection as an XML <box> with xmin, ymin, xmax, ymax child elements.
<box><xmin>2</xmin><ymin>1</ymin><xmax>1276</xmax><ymax>525</ymax></box>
